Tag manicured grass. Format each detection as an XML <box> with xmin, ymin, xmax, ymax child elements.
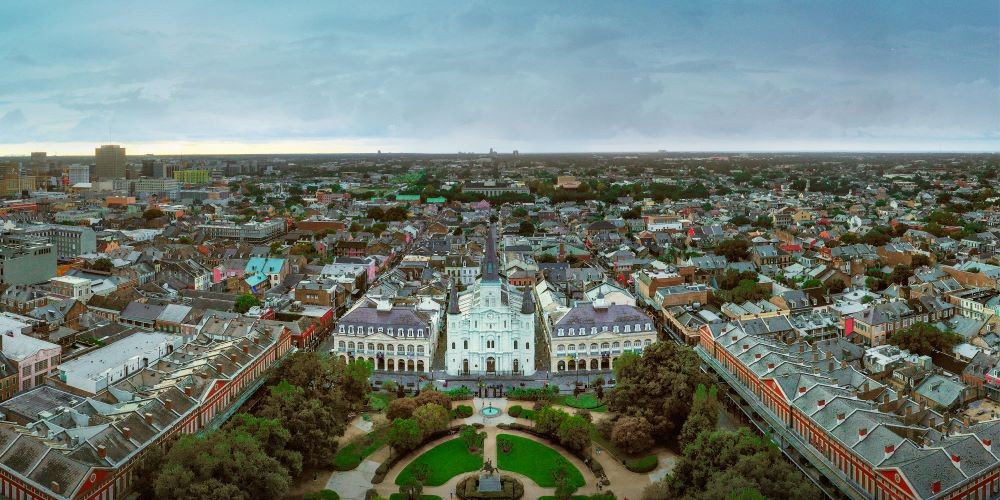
<box><xmin>559</xmin><ymin>393</ymin><xmax>607</xmax><ymax>412</ymax></box>
<box><xmin>395</xmin><ymin>438</ymin><xmax>483</xmax><ymax>487</ymax></box>
<box><xmin>331</xmin><ymin>430</ymin><xmax>387</xmax><ymax>471</ymax></box>
<box><xmin>389</xmin><ymin>495</ymin><xmax>441</xmax><ymax>500</ymax></box>
<box><xmin>496</xmin><ymin>434</ymin><xmax>585</xmax><ymax>488</ymax></box>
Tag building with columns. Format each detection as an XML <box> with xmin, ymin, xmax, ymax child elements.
<box><xmin>446</xmin><ymin>225</ymin><xmax>536</xmax><ymax>376</ymax></box>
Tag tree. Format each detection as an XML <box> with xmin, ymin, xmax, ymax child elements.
<box><xmin>557</xmin><ymin>415</ymin><xmax>592</xmax><ymax>454</ymax></box>
<box><xmin>414</xmin><ymin>390</ymin><xmax>453</xmax><ymax>410</ymax></box>
<box><xmin>888</xmin><ymin>322</ymin><xmax>964</xmax><ymax>356</ymax></box>
<box><xmin>612</xmin><ymin>351</ymin><xmax>640</xmax><ymax>380</ymax></box>
<box><xmin>534</xmin><ymin>406</ymin><xmax>569</xmax><ymax>436</ymax></box>
<box><xmin>258</xmin><ymin>381</ymin><xmax>344</xmax><ymax>469</ymax></box>
<box><xmin>388</xmin><ymin>418</ymin><xmax>423</xmax><ymax>452</ymax></box>
<box><xmin>460</xmin><ymin>424</ymin><xmax>484</xmax><ymax>452</ymax></box>
<box><xmin>611</xmin><ymin>416</ymin><xmax>654</xmax><ymax>454</ymax></box>
<box><xmin>154</xmin><ymin>430</ymin><xmax>291</xmax><ymax>500</ymax></box>
<box><xmin>518</xmin><ymin>220</ymin><xmax>535</xmax><ymax>236</ymax></box>
<box><xmin>552</xmin><ymin>465</ymin><xmax>579</xmax><ymax>500</ymax></box>
<box><xmin>715</xmin><ymin>239</ymin><xmax>750</xmax><ymax>262</ymax></box>
<box><xmin>143</xmin><ymin>208</ymin><xmax>165</xmax><ymax>220</ymax></box>
<box><xmin>888</xmin><ymin>264</ymin><xmax>913</xmax><ymax>285</ymax></box>
<box><xmin>234</xmin><ymin>294</ymin><xmax>261</xmax><ymax>313</ymax></box>
<box><xmin>679</xmin><ymin>384</ymin><xmax>719</xmax><ymax>448</ymax></box>
<box><xmin>387</xmin><ymin>397</ymin><xmax>419</xmax><ymax>421</ymax></box>
<box><xmin>226</xmin><ymin>413</ymin><xmax>303</xmax><ymax>478</ymax></box>
<box><xmin>654</xmin><ymin>428</ymin><xmax>819</xmax><ymax>500</ymax></box>
<box><xmin>91</xmin><ymin>257</ymin><xmax>113</xmax><ymax>272</ymax></box>
<box><xmin>412</xmin><ymin>403</ymin><xmax>450</xmax><ymax>438</ymax></box>
<box><xmin>606</xmin><ymin>341</ymin><xmax>712</xmax><ymax>441</ymax></box>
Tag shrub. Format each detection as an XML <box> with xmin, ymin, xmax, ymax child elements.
<box><xmin>445</xmin><ymin>385</ymin><xmax>474</xmax><ymax>400</ymax></box>
<box><xmin>455</xmin><ymin>405</ymin><xmax>474</xmax><ymax>418</ymax></box>
<box><xmin>624</xmin><ymin>455</ymin><xmax>659</xmax><ymax>473</ymax></box>
<box><xmin>304</xmin><ymin>490</ymin><xmax>339</xmax><ymax>500</ymax></box>
<box><xmin>415</xmin><ymin>390</ymin><xmax>453</xmax><ymax>410</ymax></box>
<box><xmin>508</xmin><ymin>405</ymin><xmax>523</xmax><ymax>418</ymax></box>
<box><xmin>596</xmin><ymin>418</ymin><xmax>615</xmax><ymax>440</ymax></box>
<box><xmin>387</xmin><ymin>398</ymin><xmax>418</xmax><ymax>421</ymax></box>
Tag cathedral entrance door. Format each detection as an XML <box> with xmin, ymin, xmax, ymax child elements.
<box><xmin>486</xmin><ymin>357</ymin><xmax>496</xmax><ymax>373</ymax></box>
<box><xmin>463</xmin><ymin>359</ymin><xmax>469</xmax><ymax>375</ymax></box>
<box><xmin>512</xmin><ymin>359</ymin><xmax>519</xmax><ymax>374</ymax></box>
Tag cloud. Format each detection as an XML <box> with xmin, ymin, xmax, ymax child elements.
<box><xmin>0</xmin><ymin>0</ymin><xmax>996</xmax><ymax>153</ymax></box>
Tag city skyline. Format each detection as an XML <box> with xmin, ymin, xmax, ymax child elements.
<box><xmin>1</xmin><ymin>1</ymin><xmax>998</xmax><ymax>155</ymax></box>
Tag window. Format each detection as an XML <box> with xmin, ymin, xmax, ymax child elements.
<box><xmin>569</xmin><ymin>328</ymin><xmax>575</xmax><ymax>335</ymax></box>
<box><xmin>338</xmin><ymin>341</ymin><xmax>345</xmax><ymax>350</ymax></box>
<box><xmin>514</xmin><ymin>340</ymin><xmax>518</xmax><ymax>349</ymax></box>
<box><xmin>338</xmin><ymin>325</ymin><xmax>345</xmax><ymax>333</ymax></box>
<box><xmin>463</xmin><ymin>340</ymin><xmax>468</xmax><ymax>349</ymax></box>
<box><xmin>624</xmin><ymin>325</ymin><xmax>631</xmax><ymax>332</ymax></box>
<box><xmin>613</xmin><ymin>326</ymin><xmax>619</xmax><ymax>333</ymax></box>
<box><xmin>408</xmin><ymin>328</ymin><xmax>414</xmax><ymax>338</ymax></box>
<box><xmin>452</xmin><ymin>342</ymin><xmax>456</xmax><ymax>349</ymax></box>
<box><xmin>348</xmin><ymin>325</ymin><xmax>354</xmax><ymax>334</ymax></box>
<box><xmin>525</xmin><ymin>342</ymin><xmax>529</xmax><ymax>349</ymax></box>
<box><xmin>558</xmin><ymin>328</ymin><xmax>564</xmax><ymax>336</ymax></box>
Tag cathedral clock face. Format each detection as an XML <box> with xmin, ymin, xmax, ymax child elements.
<box><xmin>488</xmin><ymin>312</ymin><xmax>496</xmax><ymax>320</ymax></box>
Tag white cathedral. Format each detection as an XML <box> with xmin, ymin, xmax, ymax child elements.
<box><xmin>445</xmin><ymin>225</ymin><xmax>536</xmax><ymax>376</ymax></box>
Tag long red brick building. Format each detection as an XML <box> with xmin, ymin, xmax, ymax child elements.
<box><xmin>699</xmin><ymin>321</ymin><xmax>1000</xmax><ymax>499</ymax></box>
<box><xmin>0</xmin><ymin>320</ymin><xmax>292</xmax><ymax>499</ymax></box>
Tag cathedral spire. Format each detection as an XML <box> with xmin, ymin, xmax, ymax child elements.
<box><xmin>448</xmin><ymin>280</ymin><xmax>461</xmax><ymax>315</ymax></box>
<box><xmin>520</xmin><ymin>285</ymin><xmax>535</xmax><ymax>314</ymax></box>
<box><xmin>481</xmin><ymin>223</ymin><xmax>501</xmax><ymax>282</ymax></box>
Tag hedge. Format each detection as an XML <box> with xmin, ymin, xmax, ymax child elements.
<box><xmin>446</xmin><ymin>385</ymin><xmax>474</xmax><ymax>400</ymax></box>
<box><xmin>506</xmin><ymin>386</ymin><xmax>558</xmax><ymax>401</ymax></box>
<box><xmin>455</xmin><ymin>405</ymin><xmax>474</xmax><ymax>418</ymax></box>
<box><xmin>624</xmin><ymin>455</ymin><xmax>658</xmax><ymax>473</ymax></box>
<box><xmin>508</xmin><ymin>405</ymin><xmax>522</xmax><ymax>417</ymax></box>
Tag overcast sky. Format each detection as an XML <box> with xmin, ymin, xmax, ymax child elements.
<box><xmin>1</xmin><ymin>1</ymin><xmax>998</xmax><ymax>155</ymax></box>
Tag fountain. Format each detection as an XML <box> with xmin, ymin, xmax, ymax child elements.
<box><xmin>482</xmin><ymin>401</ymin><xmax>500</xmax><ymax>417</ymax></box>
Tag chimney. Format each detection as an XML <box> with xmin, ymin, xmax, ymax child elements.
<box><xmin>731</xmin><ymin>335</ymin><xmax>737</xmax><ymax>342</ymax></box>
<box><xmin>50</xmin><ymin>482</ymin><xmax>60</xmax><ymax>494</ymax></box>
<box><xmin>837</xmin><ymin>412</ymin><xmax>845</xmax><ymax>422</ymax></box>
<box><xmin>952</xmin><ymin>454</ymin><xmax>961</xmax><ymax>469</ymax></box>
<box><xmin>828</xmin><ymin>360</ymin><xmax>834</xmax><ymax>372</ymax></box>
<box><xmin>840</xmin><ymin>360</ymin><xmax>847</xmax><ymax>369</ymax></box>
<box><xmin>984</xmin><ymin>439</ymin><xmax>993</xmax><ymax>452</ymax></box>
<box><xmin>97</xmin><ymin>445</ymin><xmax>107</xmax><ymax>459</ymax></box>
<box><xmin>164</xmin><ymin>399</ymin><xmax>173</xmax><ymax>411</ymax></box>
<box><xmin>859</xmin><ymin>427</ymin><xmax>868</xmax><ymax>437</ymax></box>
<box><xmin>799</xmin><ymin>387</ymin><xmax>807</xmax><ymax>394</ymax></box>
<box><xmin>215</xmin><ymin>363</ymin><xmax>223</xmax><ymax>373</ymax></box>
<box><xmin>243</xmin><ymin>344</ymin><xmax>249</xmax><ymax>354</ymax></box>
<box><xmin>931</xmin><ymin>481</ymin><xmax>941</xmax><ymax>494</ymax></box>
<box><xmin>742</xmin><ymin>344</ymin><xmax>749</xmax><ymax>351</ymax></box>
<box><xmin>755</xmin><ymin>353</ymin><xmax>762</xmax><ymax>360</ymax></box>
<box><xmin>184</xmin><ymin>386</ymin><xmax>192</xmax><ymax>397</ymax></box>
<box><xmin>123</xmin><ymin>427</ymin><xmax>132</xmax><ymax>440</ymax></box>
<box><xmin>145</xmin><ymin>413</ymin><xmax>153</xmax><ymax>425</ymax></box>
<box><xmin>817</xmin><ymin>399</ymin><xmax>826</xmax><ymax>408</ymax></box>
<box><xmin>812</xmin><ymin>352</ymin><xmax>819</xmax><ymax>362</ymax></box>
<box><xmin>230</xmin><ymin>353</ymin><xmax>238</xmax><ymax>363</ymax></box>
<box><xmin>767</xmin><ymin>363</ymin><xmax>775</xmax><ymax>370</ymax></box>
<box><xmin>799</xmin><ymin>344</ymin><xmax>805</xmax><ymax>354</ymax></box>
<box><xmin>884</xmin><ymin>444</ymin><xmax>895</xmax><ymax>459</ymax></box>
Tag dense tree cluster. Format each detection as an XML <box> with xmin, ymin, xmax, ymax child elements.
<box><xmin>606</xmin><ymin>342</ymin><xmax>711</xmax><ymax>441</ymax></box>
<box><xmin>643</xmin><ymin>428</ymin><xmax>820</xmax><ymax>500</ymax></box>
<box><xmin>888</xmin><ymin>322</ymin><xmax>964</xmax><ymax>356</ymax></box>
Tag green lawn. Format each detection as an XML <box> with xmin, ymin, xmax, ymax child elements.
<box><xmin>331</xmin><ymin>429</ymin><xmax>387</xmax><ymax>470</ymax></box>
<box><xmin>395</xmin><ymin>438</ymin><xmax>483</xmax><ymax>486</ymax></box>
<box><xmin>496</xmin><ymin>434</ymin><xmax>585</xmax><ymax>488</ymax></box>
<box><xmin>559</xmin><ymin>394</ymin><xmax>607</xmax><ymax>412</ymax></box>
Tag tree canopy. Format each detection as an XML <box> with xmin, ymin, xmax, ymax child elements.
<box><xmin>888</xmin><ymin>322</ymin><xmax>963</xmax><ymax>356</ymax></box>
<box><xmin>646</xmin><ymin>428</ymin><xmax>819</xmax><ymax>500</ymax></box>
<box><xmin>606</xmin><ymin>341</ymin><xmax>711</xmax><ymax>441</ymax></box>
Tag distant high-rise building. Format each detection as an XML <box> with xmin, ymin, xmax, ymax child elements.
<box><xmin>29</xmin><ymin>152</ymin><xmax>47</xmax><ymax>175</ymax></box>
<box><xmin>94</xmin><ymin>144</ymin><xmax>126</xmax><ymax>180</ymax></box>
